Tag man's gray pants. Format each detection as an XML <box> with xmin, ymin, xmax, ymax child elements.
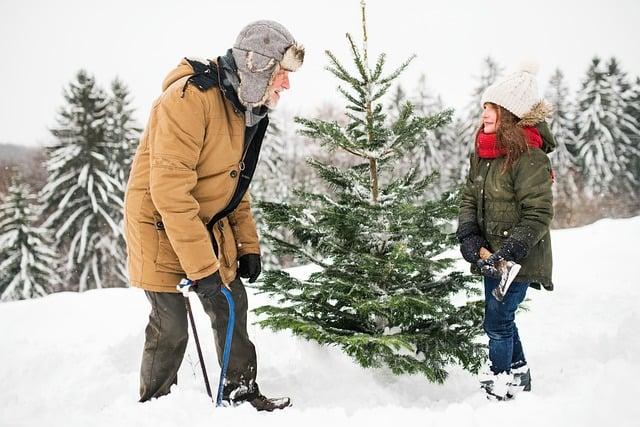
<box><xmin>139</xmin><ymin>276</ymin><xmax>257</xmax><ymax>402</ymax></box>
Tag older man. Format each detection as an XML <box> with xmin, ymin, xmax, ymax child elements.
<box><xmin>123</xmin><ymin>20</ymin><xmax>304</xmax><ymax>411</ymax></box>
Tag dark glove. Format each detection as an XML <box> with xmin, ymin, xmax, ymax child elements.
<box><xmin>460</xmin><ymin>234</ymin><xmax>489</xmax><ymax>264</ymax></box>
<box><xmin>476</xmin><ymin>254</ymin><xmax>502</xmax><ymax>279</ymax></box>
<box><xmin>238</xmin><ymin>254</ymin><xmax>261</xmax><ymax>283</ymax></box>
<box><xmin>194</xmin><ymin>271</ymin><xmax>222</xmax><ymax>299</ymax></box>
<box><xmin>456</xmin><ymin>221</ymin><xmax>490</xmax><ymax>264</ymax></box>
<box><xmin>496</xmin><ymin>237</ymin><xmax>528</xmax><ymax>263</ymax></box>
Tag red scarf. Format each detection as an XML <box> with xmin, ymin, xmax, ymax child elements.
<box><xmin>476</xmin><ymin>127</ymin><xmax>543</xmax><ymax>159</ymax></box>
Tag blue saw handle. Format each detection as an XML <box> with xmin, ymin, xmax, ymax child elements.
<box><xmin>216</xmin><ymin>286</ymin><xmax>235</xmax><ymax>406</ymax></box>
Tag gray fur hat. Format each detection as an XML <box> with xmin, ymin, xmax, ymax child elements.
<box><xmin>232</xmin><ymin>20</ymin><xmax>305</xmax><ymax>108</ymax></box>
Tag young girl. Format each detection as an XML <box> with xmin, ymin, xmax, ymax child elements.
<box><xmin>456</xmin><ymin>64</ymin><xmax>555</xmax><ymax>400</ymax></box>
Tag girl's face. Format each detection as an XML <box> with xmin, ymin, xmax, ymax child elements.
<box><xmin>482</xmin><ymin>103</ymin><xmax>499</xmax><ymax>134</ymax></box>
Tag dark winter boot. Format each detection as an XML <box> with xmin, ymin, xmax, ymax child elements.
<box><xmin>223</xmin><ymin>383</ymin><xmax>291</xmax><ymax>412</ymax></box>
<box><xmin>248</xmin><ymin>394</ymin><xmax>292</xmax><ymax>412</ymax></box>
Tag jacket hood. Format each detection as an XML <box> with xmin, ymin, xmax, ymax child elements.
<box><xmin>517</xmin><ymin>100</ymin><xmax>553</xmax><ymax>127</ymax></box>
<box><xmin>161</xmin><ymin>58</ymin><xmax>206</xmax><ymax>92</ymax></box>
<box><xmin>518</xmin><ymin>101</ymin><xmax>556</xmax><ymax>154</ymax></box>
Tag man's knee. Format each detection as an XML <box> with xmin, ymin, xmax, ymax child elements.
<box><xmin>145</xmin><ymin>291</ymin><xmax>188</xmax><ymax>346</ymax></box>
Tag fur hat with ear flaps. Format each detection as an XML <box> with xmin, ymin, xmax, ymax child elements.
<box><xmin>232</xmin><ymin>20</ymin><xmax>305</xmax><ymax>108</ymax></box>
<box><xmin>481</xmin><ymin>60</ymin><xmax>553</xmax><ymax>126</ymax></box>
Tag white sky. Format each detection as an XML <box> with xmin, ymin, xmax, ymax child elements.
<box><xmin>1</xmin><ymin>0</ymin><xmax>639</xmax><ymax>147</ymax></box>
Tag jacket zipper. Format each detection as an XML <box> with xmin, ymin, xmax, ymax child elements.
<box><xmin>209</xmin><ymin>122</ymin><xmax>252</xmax><ymax>228</ymax></box>
<box><xmin>480</xmin><ymin>159</ymin><xmax>493</xmax><ymax>233</ymax></box>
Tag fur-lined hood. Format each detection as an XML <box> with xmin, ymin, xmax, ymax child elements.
<box><xmin>517</xmin><ymin>101</ymin><xmax>555</xmax><ymax>154</ymax></box>
<box><xmin>517</xmin><ymin>100</ymin><xmax>553</xmax><ymax>127</ymax></box>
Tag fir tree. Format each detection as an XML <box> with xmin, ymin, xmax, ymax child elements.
<box><xmin>105</xmin><ymin>77</ymin><xmax>140</xmax><ymax>282</ymax></box>
<box><xmin>387</xmin><ymin>84</ymin><xmax>408</xmax><ymax>121</ymax></box>
<box><xmin>575</xmin><ymin>57</ymin><xmax>640</xmax><ymax>195</ymax></box>
<box><xmin>407</xmin><ymin>75</ymin><xmax>445</xmax><ymax>176</ymax></box>
<box><xmin>626</xmin><ymin>77</ymin><xmax>640</xmax><ymax>208</ymax></box>
<box><xmin>0</xmin><ymin>177</ymin><xmax>59</xmax><ymax>301</ymax></box>
<box><xmin>106</xmin><ymin>77</ymin><xmax>141</xmax><ymax>189</ymax></box>
<box><xmin>254</xmin><ymin>1</ymin><xmax>484</xmax><ymax>382</ymax></box>
<box><xmin>628</xmin><ymin>77</ymin><xmax>640</xmax><ymax>128</ymax></box>
<box><xmin>252</xmin><ymin>117</ymin><xmax>291</xmax><ymax>269</ymax></box>
<box><xmin>545</xmin><ymin>69</ymin><xmax>582</xmax><ymax>226</ymax></box>
<box><xmin>605</xmin><ymin>58</ymin><xmax>640</xmax><ymax>199</ymax></box>
<box><xmin>440</xmin><ymin>117</ymin><xmax>468</xmax><ymax>189</ymax></box>
<box><xmin>41</xmin><ymin>70</ymin><xmax>126</xmax><ymax>291</ymax></box>
<box><xmin>392</xmin><ymin>75</ymin><xmax>457</xmax><ymax>195</ymax></box>
<box><xmin>454</xmin><ymin>57</ymin><xmax>503</xmax><ymax>186</ymax></box>
<box><xmin>459</xmin><ymin>57</ymin><xmax>503</xmax><ymax>143</ymax></box>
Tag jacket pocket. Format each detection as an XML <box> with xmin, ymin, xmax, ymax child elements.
<box><xmin>484</xmin><ymin>220</ymin><xmax>515</xmax><ymax>252</ymax></box>
<box><xmin>216</xmin><ymin>219</ymin><xmax>238</xmax><ymax>269</ymax></box>
<box><xmin>153</xmin><ymin>215</ymin><xmax>183</xmax><ymax>273</ymax></box>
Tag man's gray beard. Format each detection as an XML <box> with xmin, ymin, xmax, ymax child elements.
<box><xmin>264</xmin><ymin>97</ymin><xmax>278</xmax><ymax>110</ymax></box>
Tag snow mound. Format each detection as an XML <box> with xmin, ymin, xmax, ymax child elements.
<box><xmin>1</xmin><ymin>217</ymin><xmax>640</xmax><ymax>426</ymax></box>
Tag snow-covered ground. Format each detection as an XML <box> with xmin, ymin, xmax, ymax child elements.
<box><xmin>1</xmin><ymin>217</ymin><xmax>639</xmax><ymax>427</ymax></box>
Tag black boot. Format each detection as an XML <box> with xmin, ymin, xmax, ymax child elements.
<box><xmin>224</xmin><ymin>383</ymin><xmax>291</xmax><ymax>412</ymax></box>
<box><xmin>248</xmin><ymin>394</ymin><xmax>291</xmax><ymax>412</ymax></box>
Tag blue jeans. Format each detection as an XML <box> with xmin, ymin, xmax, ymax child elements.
<box><xmin>484</xmin><ymin>277</ymin><xmax>528</xmax><ymax>374</ymax></box>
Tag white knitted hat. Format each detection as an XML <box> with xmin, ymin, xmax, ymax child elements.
<box><xmin>481</xmin><ymin>61</ymin><xmax>541</xmax><ymax>119</ymax></box>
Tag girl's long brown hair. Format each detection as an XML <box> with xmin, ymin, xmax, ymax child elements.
<box><xmin>476</xmin><ymin>103</ymin><xmax>529</xmax><ymax>173</ymax></box>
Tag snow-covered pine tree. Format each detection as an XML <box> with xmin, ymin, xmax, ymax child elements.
<box><xmin>106</xmin><ymin>78</ymin><xmax>141</xmax><ymax>189</ymax></box>
<box><xmin>105</xmin><ymin>77</ymin><xmax>141</xmax><ymax>283</ymax></box>
<box><xmin>454</xmin><ymin>57</ymin><xmax>503</xmax><ymax>186</ymax></box>
<box><xmin>407</xmin><ymin>75</ymin><xmax>445</xmax><ymax>177</ymax></box>
<box><xmin>604</xmin><ymin>58</ymin><xmax>640</xmax><ymax>203</ymax></box>
<box><xmin>626</xmin><ymin>77</ymin><xmax>640</xmax><ymax>210</ymax></box>
<box><xmin>387</xmin><ymin>84</ymin><xmax>407</xmax><ymax>121</ymax></box>
<box><xmin>439</xmin><ymin>116</ymin><xmax>468</xmax><ymax>189</ymax></box>
<box><xmin>575</xmin><ymin>57</ymin><xmax>640</xmax><ymax>197</ymax></box>
<box><xmin>545</xmin><ymin>68</ymin><xmax>582</xmax><ymax>227</ymax></box>
<box><xmin>41</xmin><ymin>70</ymin><xmax>126</xmax><ymax>291</ymax></box>
<box><xmin>390</xmin><ymin>75</ymin><xmax>457</xmax><ymax>196</ymax></box>
<box><xmin>252</xmin><ymin>116</ymin><xmax>291</xmax><ymax>269</ymax></box>
<box><xmin>0</xmin><ymin>177</ymin><xmax>59</xmax><ymax>301</ymax></box>
<box><xmin>254</xmin><ymin>1</ymin><xmax>484</xmax><ymax>382</ymax></box>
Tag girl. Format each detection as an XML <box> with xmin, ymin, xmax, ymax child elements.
<box><xmin>456</xmin><ymin>64</ymin><xmax>555</xmax><ymax>400</ymax></box>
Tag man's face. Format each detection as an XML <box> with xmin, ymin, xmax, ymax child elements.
<box><xmin>265</xmin><ymin>69</ymin><xmax>290</xmax><ymax>109</ymax></box>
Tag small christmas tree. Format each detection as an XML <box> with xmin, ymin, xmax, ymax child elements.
<box><xmin>254</xmin><ymin>1</ymin><xmax>484</xmax><ymax>382</ymax></box>
<box><xmin>0</xmin><ymin>177</ymin><xmax>59</xmax><ymax>301</ymax></box>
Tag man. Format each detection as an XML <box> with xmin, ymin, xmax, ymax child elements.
<box><xmin>123</xmin><ymin>20</ymin><xmax>304</xmax><ymax>411</ymax></box>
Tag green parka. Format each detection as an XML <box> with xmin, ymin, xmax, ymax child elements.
<box><xmin>458</xmin><ymin>115</ymin><xmax>556</xmax><ymax>290</ymax></box>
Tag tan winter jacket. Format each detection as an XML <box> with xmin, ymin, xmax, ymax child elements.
<box><xmin>124</xmin><ymin>59</ymin><xmax>261</xmax><ymax>292</ymax></box>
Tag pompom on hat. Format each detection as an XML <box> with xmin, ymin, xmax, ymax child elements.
<box><xmin>232</xmin><ymin>20</ymin><xmax>305</xmax><ymax>108</ymax></box>
<box><xmin>481</xmin><ymin>60</ymin><xmax>552</xmax><ymax>124</ymax></box>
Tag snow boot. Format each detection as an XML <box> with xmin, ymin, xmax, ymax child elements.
<box><xmin>248</xmin><ymin>394</ymin><xmax>292</xmax><ymax>412</ymax></box>
<box><xmin>508</xmin><ymin>364</ymin><xmax>532</xmax><ymax>396</ymax></box>
<box><xmin>223</xmin><ymin>383</ymin><xmax>291</xmax><ymax>412</ymax></box>
<box><xmin>480</xmin><ymin>371</ymin><xmax>514</xmax><ymax>401</ymax></box>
